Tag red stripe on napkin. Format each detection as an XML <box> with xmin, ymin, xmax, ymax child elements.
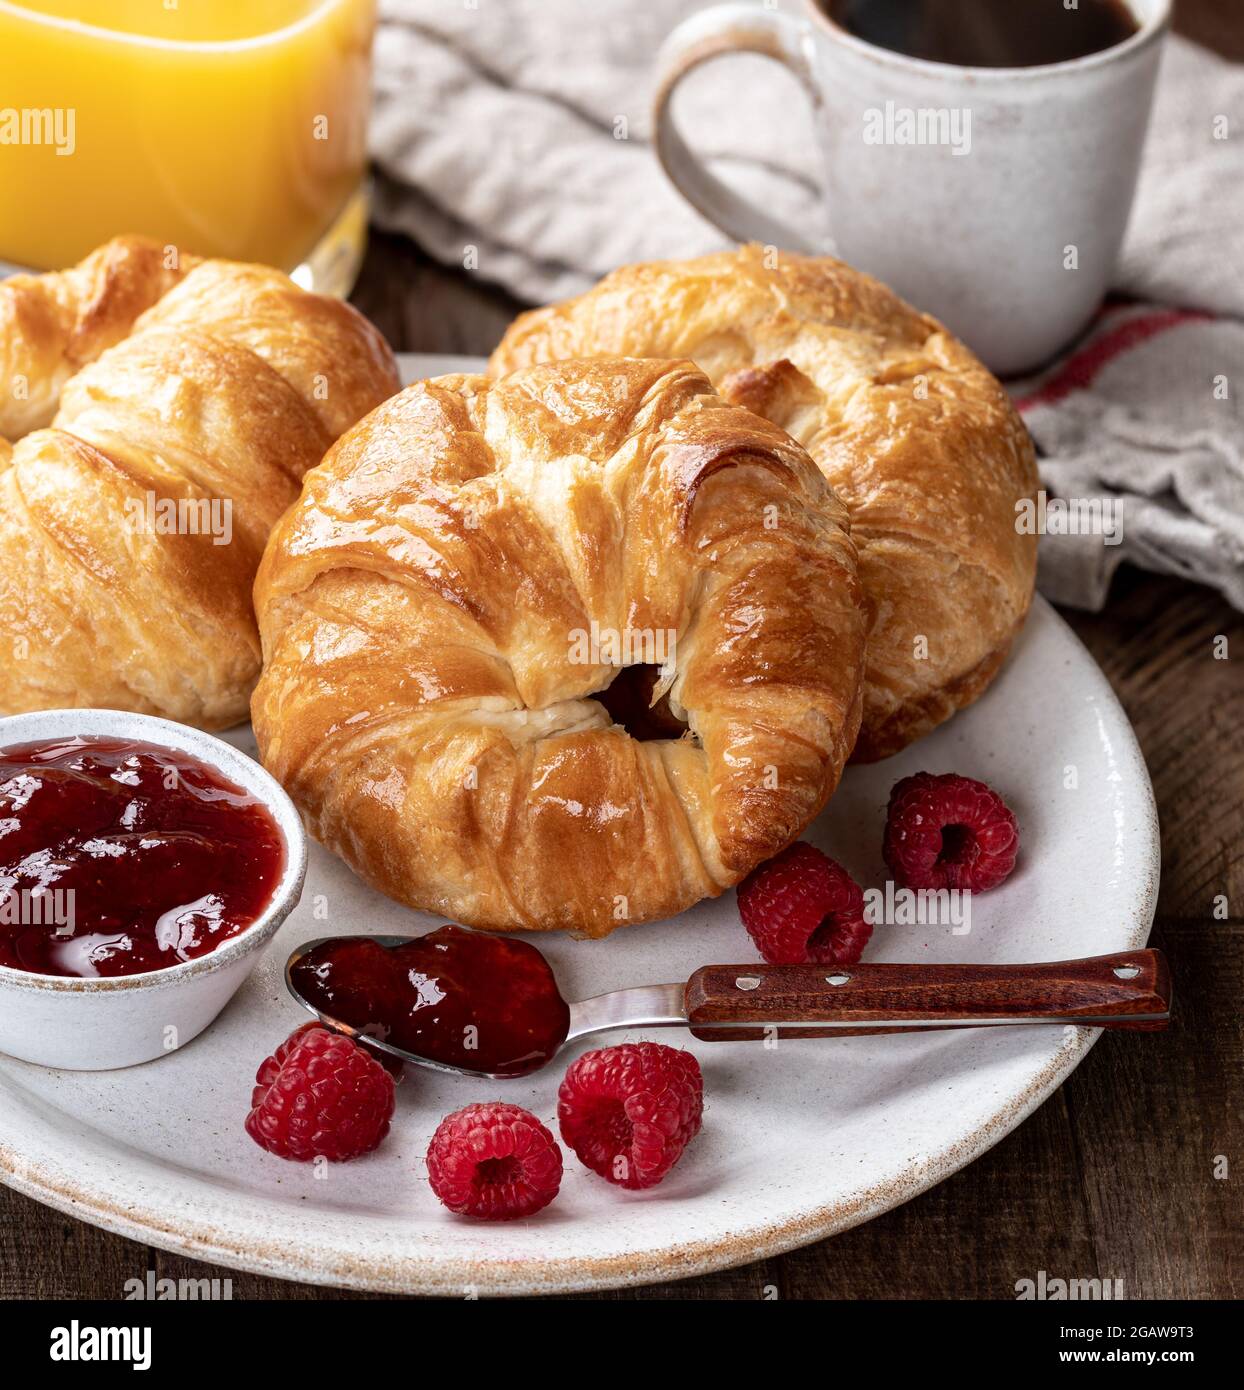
<box><xmin>1015</xmin><ymin>307</ymin><xmax>1213</xmax><ymax>413</ymax></box>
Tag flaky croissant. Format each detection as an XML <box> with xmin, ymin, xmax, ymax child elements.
<box><xmin>253</xmin><ymin>358</ymin><xmax>868</xmax><ymax>936</ymax></box>
<box><xmin>0</xmin><ymin>236</ymin><xmax>399</xmax><ymax>728</ymax></box>
<box><xmin>491</xmin><ymin>246</ymin><xmax>1040</xmax><ymax>760</ymax></box>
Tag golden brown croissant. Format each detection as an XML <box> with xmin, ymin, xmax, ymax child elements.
<box><xmin>490</xmin><ymin>246</ymin><xmax>1040</xmax><ymax>761</ymax></box>
<box><xmin>0</xmin><ymin>236</ymin><xmax>194</xmax><ymax>440</ymax></box>
<box><xmin>0</xmin><ymin>236</ymin><xmax>399</xmax><ymax>728</ymax></box>
<box><xmin>253</xmin><ymin>358</ymin><xmax>868</xmax><ymax>936</ymax></box>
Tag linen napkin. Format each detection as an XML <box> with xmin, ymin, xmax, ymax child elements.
<box><xmin>370</xmin><ymin>2</ymin><xmax>1244</xmax><ymax>610</ymax></box>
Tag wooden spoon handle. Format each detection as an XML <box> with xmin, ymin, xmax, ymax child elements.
<box><xmin>684</xmin><ymin>950</ymin><xmax>1170</xmax><ymax>1041</ymax></box>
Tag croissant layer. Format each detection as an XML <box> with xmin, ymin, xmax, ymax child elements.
<box><xmin>0</xmin><ymin>236</ymin><xmax>400</xmax><ymax>728</ymax></box>
<box><xmin>490</xmin><ymin>246</ymin><xmax>1040</xmax><ymax>760</ymax></box>
<box><xmin>253</xmin><ymin>358</ymin><xmax>868</xmax><ymax>935</ymax></box>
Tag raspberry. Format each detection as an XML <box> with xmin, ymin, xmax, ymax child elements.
<box><xmin>245</xmin><ymin>1022</ymin><xmax>395</xmax><ymax>1162</ymax></box>
<box><xmin>426</xmin><ymin>1102</ymin><xmax>562</xmax><ymax>1220</ymax></box>
<box><xmin>736</xmin><ymin>841</ymin><xmax>872</xmax><ymax>965</ymax></box>
<box><xmin>558</xmin><ymin>1043</ymin><xmax>703</xmax><ymax>1190</ymax></box>
<box><xmin>883</xmin><ymin>772</ymin><xmax>1019</xmax><ymax>892</ymax></box>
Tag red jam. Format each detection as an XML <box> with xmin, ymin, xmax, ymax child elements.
<box><xmin>0</xmin><ymin>737</ymin><xmax>284</xmax><ymax>979</ymax></box>
<box><xmin>290</xmin><ymin>925</ymin><xmax>571</xmax><ymax>1078</ymax></box>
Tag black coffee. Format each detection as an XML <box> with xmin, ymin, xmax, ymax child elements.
<box><xmin>825</xmin><ymin>0</ymin><xmax>1140</xmax><ymax>68</ymax></box>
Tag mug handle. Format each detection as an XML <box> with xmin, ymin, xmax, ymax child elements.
<box><xmin>652</xmin><ymin>3</ymin><xmax>826</xmax><ymax>252</ymax></box>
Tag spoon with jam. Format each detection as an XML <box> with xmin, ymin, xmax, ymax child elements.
<box><xmin>285</xmin><ymin>926</ymin><xmax>1171</xmax><ymax>1081</ymax></box>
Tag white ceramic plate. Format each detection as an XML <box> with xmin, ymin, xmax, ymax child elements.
<box><xmin>0</xmin><ymin>355</ymin><xmax>1158</xmax><ymax>1296</ymax></box>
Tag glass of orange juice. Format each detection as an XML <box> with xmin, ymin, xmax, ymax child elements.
<box><xmin>0</xmin><ymin>0</ymin><xmax>376</xmax><ymax>296</ymax></box>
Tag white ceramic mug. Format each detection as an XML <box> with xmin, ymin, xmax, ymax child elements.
<box><xmin>653</xmin><ymin>0</ymin><xmax>1170</xmax><ymax>374</ymax></box>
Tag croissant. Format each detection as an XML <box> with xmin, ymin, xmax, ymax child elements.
<box><xmin>253</xmin><ymin>358</ymin><xmax>868</xmax><ymax>936</ymax></box>
<box><xmin>0</xmin><ymin>236</ymin><xmax>399</xmax><ymax>729</ymax></box>
<box><xmin>491</xmin><ymin>246</ymin><xmax>1039</xmax><ymax>761</ymax></box>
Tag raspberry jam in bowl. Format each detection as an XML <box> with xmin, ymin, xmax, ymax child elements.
<box><xmin>0</xmin><ymin>710</ymin><xmax>307</xmax><ymax>1070</ymax></box>
<box><xmin>0</xmin><ymin>738</ymin><xmax>284</xmax><ymax>979</ymax></box>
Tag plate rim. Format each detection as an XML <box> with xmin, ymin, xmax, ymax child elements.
<box><xmin>0</xmin><ymin>593</ymin><xmax>1160</xmax><ymax>1295</ymax></box>
<box><xmin>0</xmin><ymin>1027</ymin><xmax>1097</xmax><ymax>1296</ymax></box>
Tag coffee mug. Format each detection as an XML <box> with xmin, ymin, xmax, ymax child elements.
<box><xmin>653</xmin><ymin>0</ymin><xmax>1170</xmax><ymax>374</ymax></box>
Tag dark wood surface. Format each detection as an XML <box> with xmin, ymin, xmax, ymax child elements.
<box><xmin>2</xmin><ymin>0</ymin><xmax>1240</xmax><ymax>1302</ymax></box>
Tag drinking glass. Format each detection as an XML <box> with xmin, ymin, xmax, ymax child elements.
<box><xmin>0</xmin><ymin>0</ymin><xmax>377</xmax><ymax>296</ymax></box>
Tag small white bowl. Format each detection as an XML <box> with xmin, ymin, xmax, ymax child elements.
<box><xmin>0</xmin><ymin>709</ymin><xmax>307</xmax><ymax>1070</ymax></box>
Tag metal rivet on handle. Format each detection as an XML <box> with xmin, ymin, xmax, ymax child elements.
<box><xmin>735</xmin><ymin>975</ymin><xmax>762</xmax><ymax>991</ymax></box>
<box><xmin>826</xmin><ymin>973</ymin><xmax>851</xmax><ymax>986</ymax></box>
<box><xmin>1113</xmin><ymin>965</ymin><xmax>1141</xmax><ymax>979</ymax></box>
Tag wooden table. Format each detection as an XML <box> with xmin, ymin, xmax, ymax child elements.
<box><xmin>2</xmin><ymin>1</ymin><xmax>1240</xmax><ymax>1303</ymax></box>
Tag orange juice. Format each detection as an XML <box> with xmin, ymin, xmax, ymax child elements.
<box><xmin>0</xmin><ymin>0</ymin><xmax>376</xmax><ymax>283</ymax></box>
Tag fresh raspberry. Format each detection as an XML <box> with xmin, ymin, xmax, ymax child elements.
<box><xmin>736</xmin><ymin>841</ymin><xmax>872</xmax><ymax>965</ymax></box>
<box><xmin>426</xmin><ymin>1102</ymin><xmax>562</xmax><ymax>1220</ymax></box>
<box><xmin>558</xmin><ymin>1043</ymin><xmax>703</xmax><ymax>1190</ymax></box>
<box><xmin>883</xmin><ymin>772</ymin><xmax>1019</xmax><ymax>892</ymax></box>
<box><xmin>245</xmin><ymin>1022</ymin><xmax>395</xmax><ymax>1162</ymax></box>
